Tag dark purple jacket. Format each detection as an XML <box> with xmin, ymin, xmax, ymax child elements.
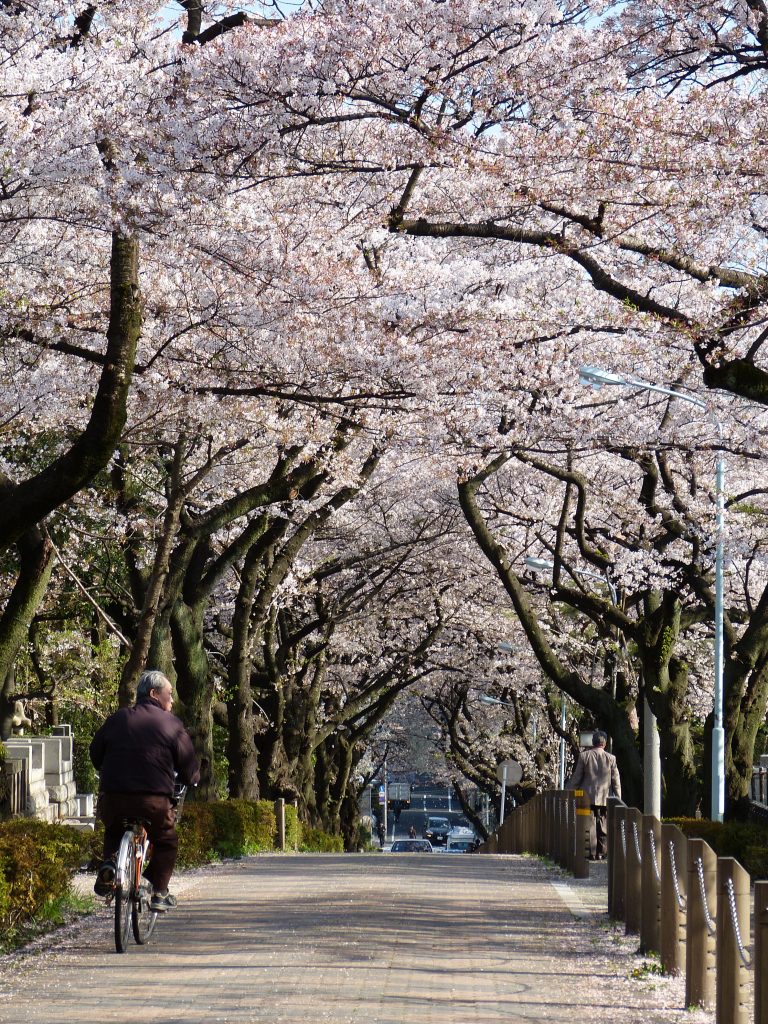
<box><xmin>90</xmin><ymin>695</ymin><xmax>200</xmax><ymax>796</ymax></box>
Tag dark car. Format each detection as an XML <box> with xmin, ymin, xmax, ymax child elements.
<box><xmin>390</xmin><ymin>839</ymin><xmax>433</xmax><ymax>853</ymax></box>
<box><xmin>423</xmin><ymin>816</ymin><xmax>450</xmax><ymax>846</ymax></box>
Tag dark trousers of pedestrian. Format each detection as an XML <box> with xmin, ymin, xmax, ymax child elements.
<box><xmin>97</xmin><ymin>792</ymin><xmax>178</xmax><ymax>893</ymax></box>
<box><xmin>592</xmin><ymin>803</ymin><xmax>608</xmax><ymax>858</ymax></box>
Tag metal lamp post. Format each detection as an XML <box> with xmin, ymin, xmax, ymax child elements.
<box><xmin>579</xmin><ymin>365</ymin><xmax>725</xmax><ymax>822</ymax></box>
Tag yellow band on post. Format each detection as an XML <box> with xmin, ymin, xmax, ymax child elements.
<box><xmin>576</xmin><ymin>809</ymin><xmax>593</xmax><ymax>816</ymax></box>
<box><xmin>573</xmin><ymin>790</ymin><xmax>584</xmax><ymax>797</ymax></box>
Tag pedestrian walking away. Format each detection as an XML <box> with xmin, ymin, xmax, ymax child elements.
<box><xmin>90</xmin><ymin>669</ymin><xmax>200</xmax><ymax>911</ymax></box>
<box><xmin>566</xmin><ymin>729</ymin><xmax>621</xmax><ymax>859</ymax></box>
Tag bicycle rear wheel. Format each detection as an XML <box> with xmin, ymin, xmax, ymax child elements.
<box><xmin>114</xmin><ymin>883</ymin><xmax>133</xmax><ymax>952</ymax></box>
<box><xmin>114</xmin><ymin>832</ymin><xmax>134</xmax><ymax>953</ymax></box>
<box><xmin>132</xmin><ymin>885</ymin><xmax>158</xmax><ymax>944</ymax></box>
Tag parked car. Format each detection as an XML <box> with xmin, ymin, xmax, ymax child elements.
<box><xmin>446</xmin><ymin>826</ymin><xmax>478</xmax><ymax>853</ymax></box>
<box><xmin>390</xmin><ymin>839</ymin><xmax>433</xmax><ymax>853</ymax></box>
<box><xmin>423</xmin><ymin>816</ymin><xmax>450</xmax><ymax>846</ymax></box>
<box><xmin>445</xmin><ymin>839</ymin><xmax>476</xmax><ymax>853</ymax></box>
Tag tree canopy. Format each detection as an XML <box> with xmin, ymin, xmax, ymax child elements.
<box><xmin>2</xmin><ymin>0</ymin><xmax>768</xmax><ymax>834</ymax></box>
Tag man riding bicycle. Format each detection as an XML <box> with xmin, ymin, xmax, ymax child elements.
<box><xmin>90</xmin><ymin>669</ymin><xmax>200</xmax><ymax>911</ymax></box>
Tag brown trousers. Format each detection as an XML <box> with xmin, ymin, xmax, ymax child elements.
<box><xmin>97</xmin><ymin>792</ymin><xmax>178</xmax><ymax>893</ymax></box>
<box><xmin>592</xmin><ymin>804</ymin><xmax>609</xmax><ymax>858</ymax></box>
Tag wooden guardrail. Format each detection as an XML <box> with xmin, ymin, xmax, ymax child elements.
<box><xmin>479</xmin><ymin>791</ymin><xmax>768</xmax><ymax>1024</ymax></box>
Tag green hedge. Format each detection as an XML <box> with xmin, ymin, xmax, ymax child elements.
<box><xmin>0</xmin><ymin>819</ymin><xmax>91</xmax><ymax>933</ymax></box>
<box><xmin>176</xmin><ymin>799</ymin><xmax>341</xmax><ymax>864</ymax></box>
<box><xmin>285</xmin><ymin>804</ymin><xmax>300</xmax><ymax>850</ymax></box>
<box><xmin>665</xmin><ymin>817</ymin><xmax>768</xmax><ymax>879</ymax></box>
<box><xmin>298</xmin><ymin>826</ymin><xmax>344</xmax><ymax>853</ymax></box>
<box><xmin>177</xmin><ymin>799</ymin><xmax>278</xmax><ymax>866</ymax></box>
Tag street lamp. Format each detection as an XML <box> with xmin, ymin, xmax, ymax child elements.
<box><xmin>579</xmin><ymin>364</ymin><xmax>725</xmax><ymax>822</ymax></box>
<box><xmin>525</xmin><ymin>552</ymin><xmax>661</xmax><ymax>817</ymax></box>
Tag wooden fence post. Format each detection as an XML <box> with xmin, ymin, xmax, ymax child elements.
<box><xmin>552</xmin><ymin>792</ymin><xmax>561</xmax><ymax>865</ymax></box>
<box><xmin>660</xmin><ymin>823</ymin><xmax>687</xmax><ymax>975</ymax></box>
<box><xmin>612</xmin><ymin>805</ymin><xmax>628</xmax><ymax>923</ymax></box>
<box><xmin>624</xmin><ymin>807</ymin><xmax>642</xmax><ymax>934</ymax></box>
<box><xmin>716</xmin><ymin>857</ymin><xmax>751</xmax><ymax>1024</ymax></box>
<box><xmin>566</xmin><ymin>791</ymin><xmax>576</xmax><ymax>874</ymax></box>
<box><xmin>756</xmin><ymin>880</ymin><xmax>768</xmax><ymax>1024</ymax></box>
<box><xmin>606</xmin><ymin>797</ymin><xmax>621</xmax><ymax>918</ymax></box>
<box><xmin>686</xmin><ymin>837</ymin><xmax>717</xmax><ymax>1009</ymax></box>
<box><xmin>640</xmin><ymin>813</ymin><xmax>661</xmax><ymax>954</ymax></box>
<box><xmin>573</xmin><ymin>789</ymin><xmax>591</xmax><ymax>879</ymax></box>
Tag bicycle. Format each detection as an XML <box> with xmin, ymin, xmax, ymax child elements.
<box><xmin>107</xmin><ymin>783</ymin><xmax>187</xmax><ymax>954</ymax></box>
<box><xmin>111</xmin><ymin>817</ymin><xmax>157</xmax><ymax>953</ymax></box>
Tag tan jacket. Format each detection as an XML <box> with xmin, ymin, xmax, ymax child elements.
<box><xmin>567</xmin><ymin>746</ymin><xmax>621</xmax><ymax>805</ymax></box>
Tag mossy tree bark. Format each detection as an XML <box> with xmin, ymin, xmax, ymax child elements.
<box><xmin>0</xmin><ymin>527</ymin><xmax>54</xmax><ymax>739</ymax></box>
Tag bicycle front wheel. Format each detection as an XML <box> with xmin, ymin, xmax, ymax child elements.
<box><xmin>132</xmin><ymin>885</ymin><xmax>158</xmax><ymax>944</ymax></box>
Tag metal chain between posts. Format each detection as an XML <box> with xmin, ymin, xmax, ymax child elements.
<box><xmin>667</xmin><ymin>843</ymin><xmax>684</xmax><ymax>909</ymax></box>
<box><xmin>668</xmin><ymin>841</ymin><xmax>686</xmax><ymax>910</ymax></box>
<box><xmin>632</xmin><ymin>820</ymin><xmax>642</xmax><ymax>862</ymax></box>
<box><xmin>620</xmin><ymin>819</ymin><xmax>627</xmax><ymax>857</ymax></box>
<box><xmin>695</xmin><ymin>856</ymin><xmax>717</xmax><ymax>936</ymax></box>
<box><xmin>648</xmin><ymin>829</ymin><xmax>661</xmax><ymax>883</ymax></box>
<box><xmin>724</xmin><ymin>877</ymin><xmax>753</xmax><ymax>968</ymax></box>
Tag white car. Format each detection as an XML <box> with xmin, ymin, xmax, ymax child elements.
<box><xmin>446</xmin><ymin>827</ymin><xmax>477</xmax><ymax>853</ymax></box>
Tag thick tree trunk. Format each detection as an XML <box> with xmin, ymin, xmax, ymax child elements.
<box><xmin>226</xmin><ymin>545</ymin><xmax>261</xmax><ymax>799</ymax></box>
<box><xmin>720</xmin><ymin>582</ymin><xmax>768</xmax><ymax>817</ymax></box>
<box><xmin>640</xmin><ymin>596</ymin><xmax>700</xmax><ymax>816</ymax></box>
<box><xmin>725</xmin><ymin>659</ymin><xmax>768</xmax><ymax>818</ymax></box>
<box><xmin>171</xmin><ymin>600</ymin><xmax>217</xmax><ymax>800</ymax></box>
<box><xmin>0</xmin><ymin>528</ymin><xmax>54</xmax><ymax>738</ymax></box>
<box><xmin>0</xmin><ymin>232</ymin><xmax>141</xmax><ymax>552</ymax></box>
<box><xmin>118</xmin><ymin>442</ymin><xmax>187</xmax><ymax>706</ymax></box>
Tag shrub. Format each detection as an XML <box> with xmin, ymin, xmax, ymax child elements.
<box><xmin>176</xmin><ymin>802</ymin><xmax>215</xmax><ymax>867</ymax></box>
<box><xmin>176</xmin><ymin>799</ymin><xmax>279</xmax><ymax>866</ymax></box>
<box><xmin>665</xmin><ymin>817</ymin><xmax>768</xmax><ymax>879</ymax></box>
<box><xmin>298</xmin><ymin>826</ymin><xmax>344</xmax><ymax>853</ymax></box>
<box><xmin>0</xmin><ymin>819</ymin><xmax>91</xmax><ymax>931</ymax></box>
<box><xmin>285</xmin><ymin>803</ymin><xmax>300</xmax><ymax>850</ymax></box>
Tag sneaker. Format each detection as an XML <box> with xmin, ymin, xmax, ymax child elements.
<box><xmin>93</xmin><ymin>860</ymin><xmax>116</xmax><ymax>896</ymax></box>
<box><xmin>150</xmin><ymin>890</ymin><xmax>177</xmax><ymax>912</ymax></box>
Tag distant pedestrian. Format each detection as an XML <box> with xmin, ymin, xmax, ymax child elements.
<box><xmin>408</xmin><ymin>825</ymin><xmax>416</xmax><ymax>839</ymax></box>
<box><xmin>566</xmin><ymin>730</ymin><xmax>621</xmax><ymax>860</ymax></box>
<box><xmin>377</xmin><ymin>820</ymin><xmax>386</xmax><ymax>847</ymax></box>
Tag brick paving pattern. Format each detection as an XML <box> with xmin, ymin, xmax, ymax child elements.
<box><xmin>0</xmin><ymin>854</ymin><xmax>710</xmax><ymax>1023</ymax></box>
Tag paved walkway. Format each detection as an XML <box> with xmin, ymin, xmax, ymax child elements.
<box><xmin>0</xmin><ymin>854</ymin><xmax>712</xmax><ymax>1024</ymax></box>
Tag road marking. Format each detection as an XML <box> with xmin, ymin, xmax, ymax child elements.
<box><xmin>550</xmin><ymin>880</ymin><xmax>594</xmax><ymax>920</ymax></box>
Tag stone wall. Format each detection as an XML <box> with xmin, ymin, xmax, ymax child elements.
<box><xmin>1</xmin><ymin>724</ymin><xmax>91</xmax><ymax>825</ymax></box>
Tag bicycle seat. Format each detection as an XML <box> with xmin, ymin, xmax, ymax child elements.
<box><xmin>121</xmin><ymin>817</ymin><xmax>151</xmax><ymax>831</ymax></box>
